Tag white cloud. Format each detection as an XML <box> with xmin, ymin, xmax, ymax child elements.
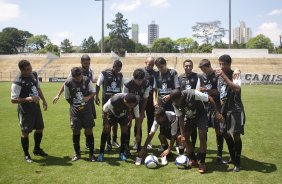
<box><xmin>111</xmin><ymin>0</ymin><xmax>141</xmax><ymax>12</ymax></box>
<box><xmin>221</xmin><ymin>37</ymin><xmax>229</xmax><ymax>44</ymax></box>
<box><xmin>150</xmin><ymin>0</ymin><xmax>171</xmax><ymax>8</ymax></box>
<box><xmin>139</xmin><ymin>32</ymin><xmax>148</xmax><ymax>45</ymax></box>
<box><xmin>255</xmin><ymin>22</ymin><xmax>282</xmax><ymax>44</ymax></box>
<box><xmin>0</xmin><ymin>0</ymin><xmax>20</xmax><ymax>22</ymax></box>
<box><xmin>268</xmin><ymin>9</ymin><xmax>282</xmax><ymax>16</ymax></box>
<box><xmin>54</xmin><ymin>31</ymin><xmax>71</xmax><ymax>38</ymax></box>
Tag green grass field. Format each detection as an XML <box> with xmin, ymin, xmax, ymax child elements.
<box><xmin>0</xmin><ymin>82</ymin><xmax>281</xmax><ymax>184</ymax></box>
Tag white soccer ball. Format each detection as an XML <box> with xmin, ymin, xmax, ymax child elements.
<box><xmin>144</xmin><ymin>155</ymin><xmax>159</xmax><ymax>169</ymax></box>
<box><xmin>175</xmin><ymin>155</ymin><xmax>189</xmax><ymax>169</ymax></box>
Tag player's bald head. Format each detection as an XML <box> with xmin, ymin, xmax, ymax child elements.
<box><xmin>145</xmin><ymin>57</ymin><xmax>155</xmax><ymax>70</ymax></box>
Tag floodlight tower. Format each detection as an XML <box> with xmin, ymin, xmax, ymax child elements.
<box><xmin>95</xmin><ymin>0</ymin><xmax>105</xmax><ymax>53</ymax></box>
<box><xmin>229</xmin><ymin>0</ymin><xmax>231</xmax><ymax>49</ymax></box>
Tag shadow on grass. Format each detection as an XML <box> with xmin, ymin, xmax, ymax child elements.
<box><xmin>33</xmin><ymin>155</ymin><xmax>72</xmax><ymax>166</ymax></box>
<box><xmin>240</xmin><ymin>155</ymin><xmax>277</xmax><ymax>173</ymax></box>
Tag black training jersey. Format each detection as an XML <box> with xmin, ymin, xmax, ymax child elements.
<box><xmin>218</xmin><ymin>70</ymin><xmax>244</xmax><ymax>113</ymax></box>
<box><xmin>155</xmin><ymin>69</ymin><xmax>179</xmax><ymax>96</ymax></box>
<box><xmin>199</xmin><ymin>71</ymin><xmax>221</xmax><ymax>104</ymax></box>
<box><xmin>173</xmin><ymin>89</ymin><xmax>208</xmax><ymax>120</ymax></box>
<box><xmin>82</xmin><ymin>68</ymin><xmax>94</xmax><ymax>81</ymax></box>
<box><xmin>98</xmin><ymin>69</ymin><xmax>123</xmax><ymax>101</ymax></box>
<box><xmin>179</xmin><ymin>72</ymin><xmax>199</xmax><ymax>90</ymax></box>
<box><xmin>103</xmin><ymin>93</ymin><xmax>139</xmax><ymax>118</ymax></box>
<box><xmin>11</xmin><ymin>72</ymin><xmax>40</xmax><ymax>113</ymax></box>
<box><xmin>143</xmin><ymin>67</ymin><xmax>156</xmax><ymax>93</ymax></box>
<box><xmin>123</xmin><ymin>79</ymin><xmax>150</xmax><ymax>103</ymax></box>
<box><xmin>64</xmin><ymin>76</ymin><xmax>93</xmax><ymax>114</ymax></box>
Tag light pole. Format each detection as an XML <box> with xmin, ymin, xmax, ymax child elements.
<box><xmin>95</xmin><ymin>0</ymin><xmax>105</xmax><ymax>53</ymax></box>
<box><xmin>229</xmin><ymin>0</ymin><xmax>231</xmax><ymax>49</ymax></box>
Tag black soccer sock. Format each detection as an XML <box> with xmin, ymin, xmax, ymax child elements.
<box><xmin>84</xmin><ymin>132</ymin><xmax>89</xmax><ymax>147</ymax></box>
<box><xmin>100</xmin><ymin>132</ymin><xmax>108</xmax><ymax>154</ymax></box>
<box><xmin>188</xmin><ymin>152</ymin><xmax>196</xmax><ymax>161</ymax></box>
<box><xmin>216</xmin><ymin>134</ymin><xmax>224</xmax><ymax>157</ymax></box>
<box><xmin>113</xmin><ymin>134</ymin><xmax>117</xmax><ymax>143</ymax></box>
<box><xmin>200</xmin><ymin>153</ymin><xmax>206</xmax><ymax>164</ymax></box>
<box><xmin>21</xmin><ymin>137</ymin><xmax>29</xmax><ymax>156</ymax></box>
<box><xmin>107</xmin><ymin>134</ymin><xmax>111</xmax><ymax>145</ymax></box>
<box><xmin>234</xmin><ymin>138</ymin><xmax>242</xmax><ymax>167</ymax></box>
<box><xmin>126</xmin><ymin>127</ymin><xmax>131</xmax><ymax>147</ymax></box>
<box><xmin>191</xmin><ymin>129</ymin><xmax>197</xmax><ymax>149</ymax></box>
<box><xmin>86</xmin><ymin>134</ymin><xmax>94</xmax><ymax>156</ymax></box>
<box><xmin>72</xmin><ymin>134</ymin><xmax>80</xmax><ymax>155</ymax></box>
<box><xmin>225</xmin><ymin>136</ymin><xmax>235</xmax><ymax>162</ymax></box>
<box><xmin>120</xmin><ymin>133</ymin><xmax>127</xmax><ymax>154</ymax></box>
<box><xmin>34</xmin><ymin>132</ymin><xmax>42</xmax><ymax>150</ymax></box>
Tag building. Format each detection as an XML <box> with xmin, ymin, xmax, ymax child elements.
<box><xmin>233</xmin><ymin>21</ymin><xmax>252</xmax><ymax>44</ymax></box>
<box><xmin>148</xmin><ymin>21</ymin><xmax>159</xmax><ymax>45</ymax></box>
<box><xmin>132</xmin><ymin>24</ymin><xmax>139</xmax><ymax>43</ymax></box>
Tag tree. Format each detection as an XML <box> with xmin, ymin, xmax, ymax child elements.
<box><xmin>135</xmin><ymin>43</ymin><xmax>149</xmax><ymax>53</ymax></box>
<box><xmin>246</xmin><ymin>34</ymin><xmax>274</xmax><ymax>51</ymax></box>
<box><xmin>151</xmin><ymin>38</ymin><xmax>179</xmax><ymax>53</ymax></box>
<box><xmin>192</xmin><ymin>21</ymin><xmax>225</xmax><ymax>44</ymax></box>
<box><xmin>0</xmin><ymin>27</ymin><xmax>32</xmax><ymax>54</ymax></box>
<box><xmin>175</xmin><ymin>38</ymin><xmax>194</xmax><ymax>53</ymax></box>
<box><xmin>214</xmin><ymin>40</ymin><xmax>228</xmax><ymax>49</ymax></box>
<box><xmin>193</xmin><ymin>43</ymin><xmax>213</xmax><ymax>53</ymax></box>
<box><xmin>231</xmin><ymin>41</ymin><xmax>246</xmax><ymax>49</ymax></box>
<box><xmin>60</xmin><ymin>39</ymin><xmax>73</xmax><ymax>53</ymax></box>
<box><xmin>107</xmin><ymin>12</ymin><xmax>131</xmax><ymax>56</ymax></box>
<box><xmin>26</xmin><ymin>35</ymin><xmax>50</xmax><ymax>51</ymax></box>
<box><xmin>81</xmin><ymin>36</ymin><xmax>100</xmax><ymax>53</ymax></box>
<box><xmin>34</xmin><ymin>43</ymin><xmax>59</xmax><ymax>56</ymax></box>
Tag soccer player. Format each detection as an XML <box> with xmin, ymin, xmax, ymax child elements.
<box><xmin>217</xmin><ymin>54</ymin><xmax>245</xmax><ymax>172</ymax></box>
<box><xmin>11</xmin><ymin>60</ymin><xmax>48</xmax><ymax>163</ymax></box>
<box><xmin>198</xmin><ymin>59</ymin><xmax>225</xmax><ymax>164</ymax></box>
<box><xmin>53</xmin><ymin>54</ymin><xmax>97</xmax><ymax>149</ymax></box>
<box><xmin>123</xmin><ymin>68</ymin><xmax>150</xmax><ymax>152</ymax></box>
<box><xmin>153</xmin><ymin>57</ymin><xmax>180</xmax><ymax>152</ymax></box>
<box><xmin>64</xmin><ymin>67</ymin><xmax>96</xmax><ymax>162</ymax></box>
<box><xmin>97</xmin><ymin>93</ymin><xmax>141</xmax><ymax>161</ymax></box>
<box><xmin>142</xmin><ymin>57</ymin><xmax>156</xmax><ymax>149</ymax></box>
<box><xmin>95</xmin><ymin>60</ymin><xmax>123</xmax><ymax>150</ymax></box>
<box><xmin>179</xmin><ymin>59</ymin><xmax>200</xmax><ymax>150</ymax></box>
<box><xmin>168</xmin><ymin>89</ymin><xmax>224</xmax><ymax>174</ymax></box>
<box><xmin>135</xmin><ymin>107</ymin><xmax>179</xmax><ymax>166</ymax></box>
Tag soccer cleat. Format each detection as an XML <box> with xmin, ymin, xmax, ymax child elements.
<box><xmin>33</xmin><ymin>148</ymin><xmax>48</xmax><ymax>156</ymax></box>
<box><xmin>135</xmin><ymin>157</ymin><xmax>142</xmax><ymax>166</ymax></box>
<box><xmin>198</xmin><ymin>164</ymin><xmax>207</xmax><ymax>174</ymax></box>
<box><xmin>89</xmin><ymin>155</ymin><xmax>96</xmax><ymax>162</ymax></box>
<box><xmin>161</xmin><ymin>156</ymin><xmax>168</xmax><ymax>166</ymax></box>
<box><xmin>105</xmin><ymin>144</ymin><xmax>112</xmax><ymax>152</ymax></box>
<box><xmin>157</xmin><ymin>146</ymin><xmax>164</xmax><ymax>152</ymax></box>
<box><xmin>233</xmin><ymin>166</ymin><xmax>240</xmax><ymax>172</ymax></box>
<box><xmin>188</xmin><ymin>159</ymin><xmax>198</xmax><ymax>167</ymax></box>
<box><xmin>147</xmin><ymin>144</ymin><xmax>153</xmax><ymax>150</ymax></box>
<box><xmin>216</xmin><ymin>156</ymin><xmax>227</xmax><ymax>164</ymax></box>
<box><xmin>119</xmin><ymin>153</ymin><xmax>127</xmax><ymax>161</ymax></box>
<box><xmin>97</xmin><ymin>153</ymin><xmax>104</xmax><ymax>162</ymax></box>
<box><xmin>72</xmin><ymin>154</ymin><xmax>80</xmax><ymax>162</ymax></box>
<box><xmin>112</xmin><ymin>141</ymin><xmax>120</xmax><ymax>148</ymax></box>
<box><xmin>24</xmin><ymin>155</ymin><xmax>33</xmax><ymax>163</ymax></box>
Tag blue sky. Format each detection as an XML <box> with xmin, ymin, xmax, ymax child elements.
<box><xmin>0</xmin><ymin>0</ymin><xmax>281</xmax><ymax>46</ymax></box>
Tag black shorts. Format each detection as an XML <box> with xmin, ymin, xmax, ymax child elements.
<box><xmin>70</xmin><ymin>107</ymin><xmax>94</xmax><ymax>130</ymax></box>
<box><xmin>18</xmin><ymin>105</ymin><xmax>44</xmax><ymax>133</ymax></box>
<box><xmin>220</xmin><ymin>111</ymin><xmax>245</xmax><ymax>135</ymax></box>
<box><xmin>184</xmin><ymin>114</ymin><xmax>208</xmax><ymax>133</ymax></box>
<box><xmin>107</xmin><ymin>113</ymin><xmax>128</xmax><ymax>127</ymax></box>
<box><xmin>160</xmin><ymin>126</ymin><xmax>172</xmax><ymax>140</ymax></box>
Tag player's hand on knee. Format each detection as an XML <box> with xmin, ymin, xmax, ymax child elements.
<box><xmin>215</xmin><ymin>112</ymin><xmax>225</xmax><ymax>123</ymax></box>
